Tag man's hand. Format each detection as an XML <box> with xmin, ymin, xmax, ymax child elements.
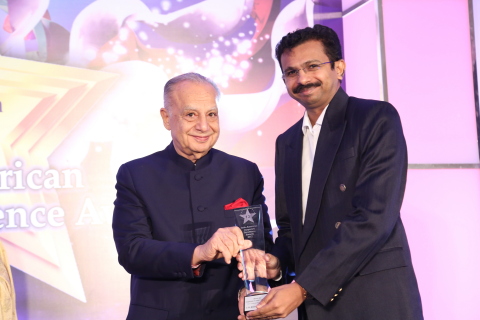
<box><xmin>237</xmin><ymin>252</ymin><xmax>281</xmax><ymax>281</ymax></box>
<box><xmin>242</xmin><ymin>282</ymin><xmax>306</xmax><ymax>319</ymax></box>
<box><xmin>192</xmin><ymin>227</ymin><xmax>252</xmax><ymax>265</ymax></box>
<box><xmin>238</xmin><ymin>287</ymin><xmax>247</xmax><ymax>319</ymax></box>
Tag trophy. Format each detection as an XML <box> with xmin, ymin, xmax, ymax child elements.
<box><xmin>234</xmin><ymin>205</ymin><xmax>269</xmax><ymax>312</ymax></box>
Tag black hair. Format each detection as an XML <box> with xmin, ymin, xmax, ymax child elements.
<box><xmin>275</xmin><ymin>24</ymin><xmax>343</xmax><ymax>71</ymax></box>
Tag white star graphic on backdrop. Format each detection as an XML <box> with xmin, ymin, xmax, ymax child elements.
<box><xmin>240</xmin><ymin>209</ymin><xmax>257</xmax><ymax>224</ymax></box>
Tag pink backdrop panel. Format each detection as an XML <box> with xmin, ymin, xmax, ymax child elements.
<box><xmin>402</xmin><ymin>169</ymin><xmax>480</xmax><ymax>320</ymax></box>
<box><xmin>383</xmin><ymin>0</ymin><xmax>478</xmax><ymax>164</ymax></box>
<box><xmin>343</xmin><ymin>0</ymin><xmax>383</xmax><ymax>101</ymax></box>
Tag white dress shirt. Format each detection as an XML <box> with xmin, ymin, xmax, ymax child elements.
<box><xmin>301</xmin><ymin>106</ymin><xmax>328</xmax><ymax>224</ymax></box>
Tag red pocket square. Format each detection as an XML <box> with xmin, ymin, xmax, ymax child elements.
<box><xmin>224</xmin><ymin>198</ymin><xmax>249</xmax><ymax>210</ymax></box>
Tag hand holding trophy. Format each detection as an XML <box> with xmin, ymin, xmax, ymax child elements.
<box><xmin>234</xmin><ymin>205</ymin><xmax>270</xmax><ymax>312</ymax></box>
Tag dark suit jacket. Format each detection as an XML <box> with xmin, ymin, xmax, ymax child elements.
<box><xmin>272</xmin><ymin>88</ymin><xmax>423</xmax><ymax>319</ymax></box>
<box><xmin>112</xmin><ymin>143</ymin><xmax>272</xmax><ymax>320</ymax></box>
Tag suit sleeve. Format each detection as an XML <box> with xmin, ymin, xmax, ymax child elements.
<box><xmin>112</xmin><ymin>164</ymin><xmax>198</xmax><ymax>279</ymax></box>
<box><xmin>295</xmin><ymin>103</ymin><xmax>408</xmax><ymax>305</ymax></box>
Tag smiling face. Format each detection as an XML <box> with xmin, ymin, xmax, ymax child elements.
<box><xmin>160</xmin><ymin>80</ymin><xmax>219</xmax><ymax>162</ymax></box>
<box><xmin>281</xmin><ymin>40</ymin><xmax>345</xmax><ymax>120</ymax></box>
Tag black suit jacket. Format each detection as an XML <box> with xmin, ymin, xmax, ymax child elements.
<box><xmin>112</xmin><ymin>143</ymin><xmax>272</xmax><ymax>320</ymax></box>
<box><xmin>272</xmin><ymin>88</ymin><xmax>423</xmax><ymax>319</ymax></box>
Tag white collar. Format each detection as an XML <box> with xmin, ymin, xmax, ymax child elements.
<box><xmin>302</xmin><ymin>104</ymin><xmax>329</xmax><ymax>135</ymax></box>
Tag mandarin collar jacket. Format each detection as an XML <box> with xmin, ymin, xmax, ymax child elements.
<box><xmin>113</xmin><ymin>142</ymin><xmax>272</xmax><ymax>320</ymax></box>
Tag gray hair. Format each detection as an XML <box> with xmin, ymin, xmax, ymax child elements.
<box><xmin>163</xmin><ymin>72</ymin><xmax>221</xmax><ymax>110</ymax></box>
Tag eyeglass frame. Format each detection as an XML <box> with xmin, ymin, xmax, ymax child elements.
<box><xmin>281</xmin><ymin>61</ymin><xmax>333</xmax><ymax>80</ymax></box>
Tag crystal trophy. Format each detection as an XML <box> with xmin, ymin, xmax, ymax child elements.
<box><xmin>234</xmin><ymin>205</ymin><xmax>269</xmax><ymax>312</ymax></box>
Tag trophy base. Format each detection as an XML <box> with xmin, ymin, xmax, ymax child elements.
<box><xmin>244</xmin><ymin>292</ymin><xmax>268</xmax><ymax>312</ymax></box>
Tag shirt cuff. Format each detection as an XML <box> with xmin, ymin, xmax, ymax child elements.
<box><xmin>272</xmin><ymin>269</ymin><xmax>282</xmax><ymax>281</ymax></box>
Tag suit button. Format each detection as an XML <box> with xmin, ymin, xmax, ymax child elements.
<box><xmin>330</xmin><ymin>298</ymin><xmax>334</xmax><ymax>302</ymax></box>
<box><xmin>197</xmin><ymin>206</ymin><xmax>206</xmax><ymax>212</ymax></box>
<box><xmin>194</xmin><ymin>174</ymin><xmax>203</xmax><ymax>181</ymax></box>
<box><xmin>334</xmin><ymin>294</ymin><xmax>338</xmax><ymax>297</ymax></box>
<box><xmin>339</xmin><ymin>184</ymin><xmax>346</xmax><ymax>192</ymax></box>
<box><xmin>339</xmin><ymin>288</ymin><xmax>343</xmax><ymax>292</ymax></box>
<box><xmin>335</xmin><ymin>222</ymin><xmax>341</xmax><ymax>229</ymax></box>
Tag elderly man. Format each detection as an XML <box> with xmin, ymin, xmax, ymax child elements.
<box><xmin>241</xmin><ymin>25</ymin><xmax>423</xmax><ymax>320</ymax></box>
<box><xmin>113</xmin><ymin>72</ymin><xmax>272</xmax><ymax>320</ymax></box>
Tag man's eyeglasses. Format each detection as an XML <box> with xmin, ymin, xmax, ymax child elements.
<box><xmin>282</xmin><ymin>61</ymin><xmax>332</xmax><ymax>79</ymax></box>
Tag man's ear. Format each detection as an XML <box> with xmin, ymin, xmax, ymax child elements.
<box><xmin>160</xmin><ymin>108</ymin><xmax>171</xmax><ymax>130</ymax></box>
<box><xmin>335</xmin><ymin>59</ymin><xmax>346</xmax><ymax>80</ymax></box>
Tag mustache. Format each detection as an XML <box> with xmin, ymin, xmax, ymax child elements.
<box><xmin>293</xmin><ymin>82</ymin><xmax>321</xmax><ymax>94</ymax></box>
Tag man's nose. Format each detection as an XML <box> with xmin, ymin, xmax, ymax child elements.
<box><xmin>296</xmin><ymin>68</ymin><xmax>311</xmax><ymax>83</ymax></box>
<box><xmin>195</xmin><ymin>114</ymin><xmax>209</xmax><ymax>131</ymax></box>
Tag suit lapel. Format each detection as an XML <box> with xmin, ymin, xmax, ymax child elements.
<box><xmin>283</xmin><ymin>120</ymin><xmax>304</xmax><ymax>260</ymax></box>
<box><xmin>300</xmin><ymin>87</ymin><xmax>349</xmax><ymax>254</ymax></box>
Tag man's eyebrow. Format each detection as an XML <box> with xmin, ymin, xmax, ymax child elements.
<box><xmin>182</xmin><ymin>106</ymin><xmax>218</xmax><ymax>112</ymax></box>
<box><xmin>304</xmin><ymin>59</ymin><xmax>322</xmax><ymax>64</ymax></box>
<box><xmin>284</xmin><ymin>59</ymin><xmax>322</xmax><ymax>71</ymax></box>
<box><xmin>299</xmin><ymin>59</ymin><xmax>322</xmax><ymax>67</ymax></box>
